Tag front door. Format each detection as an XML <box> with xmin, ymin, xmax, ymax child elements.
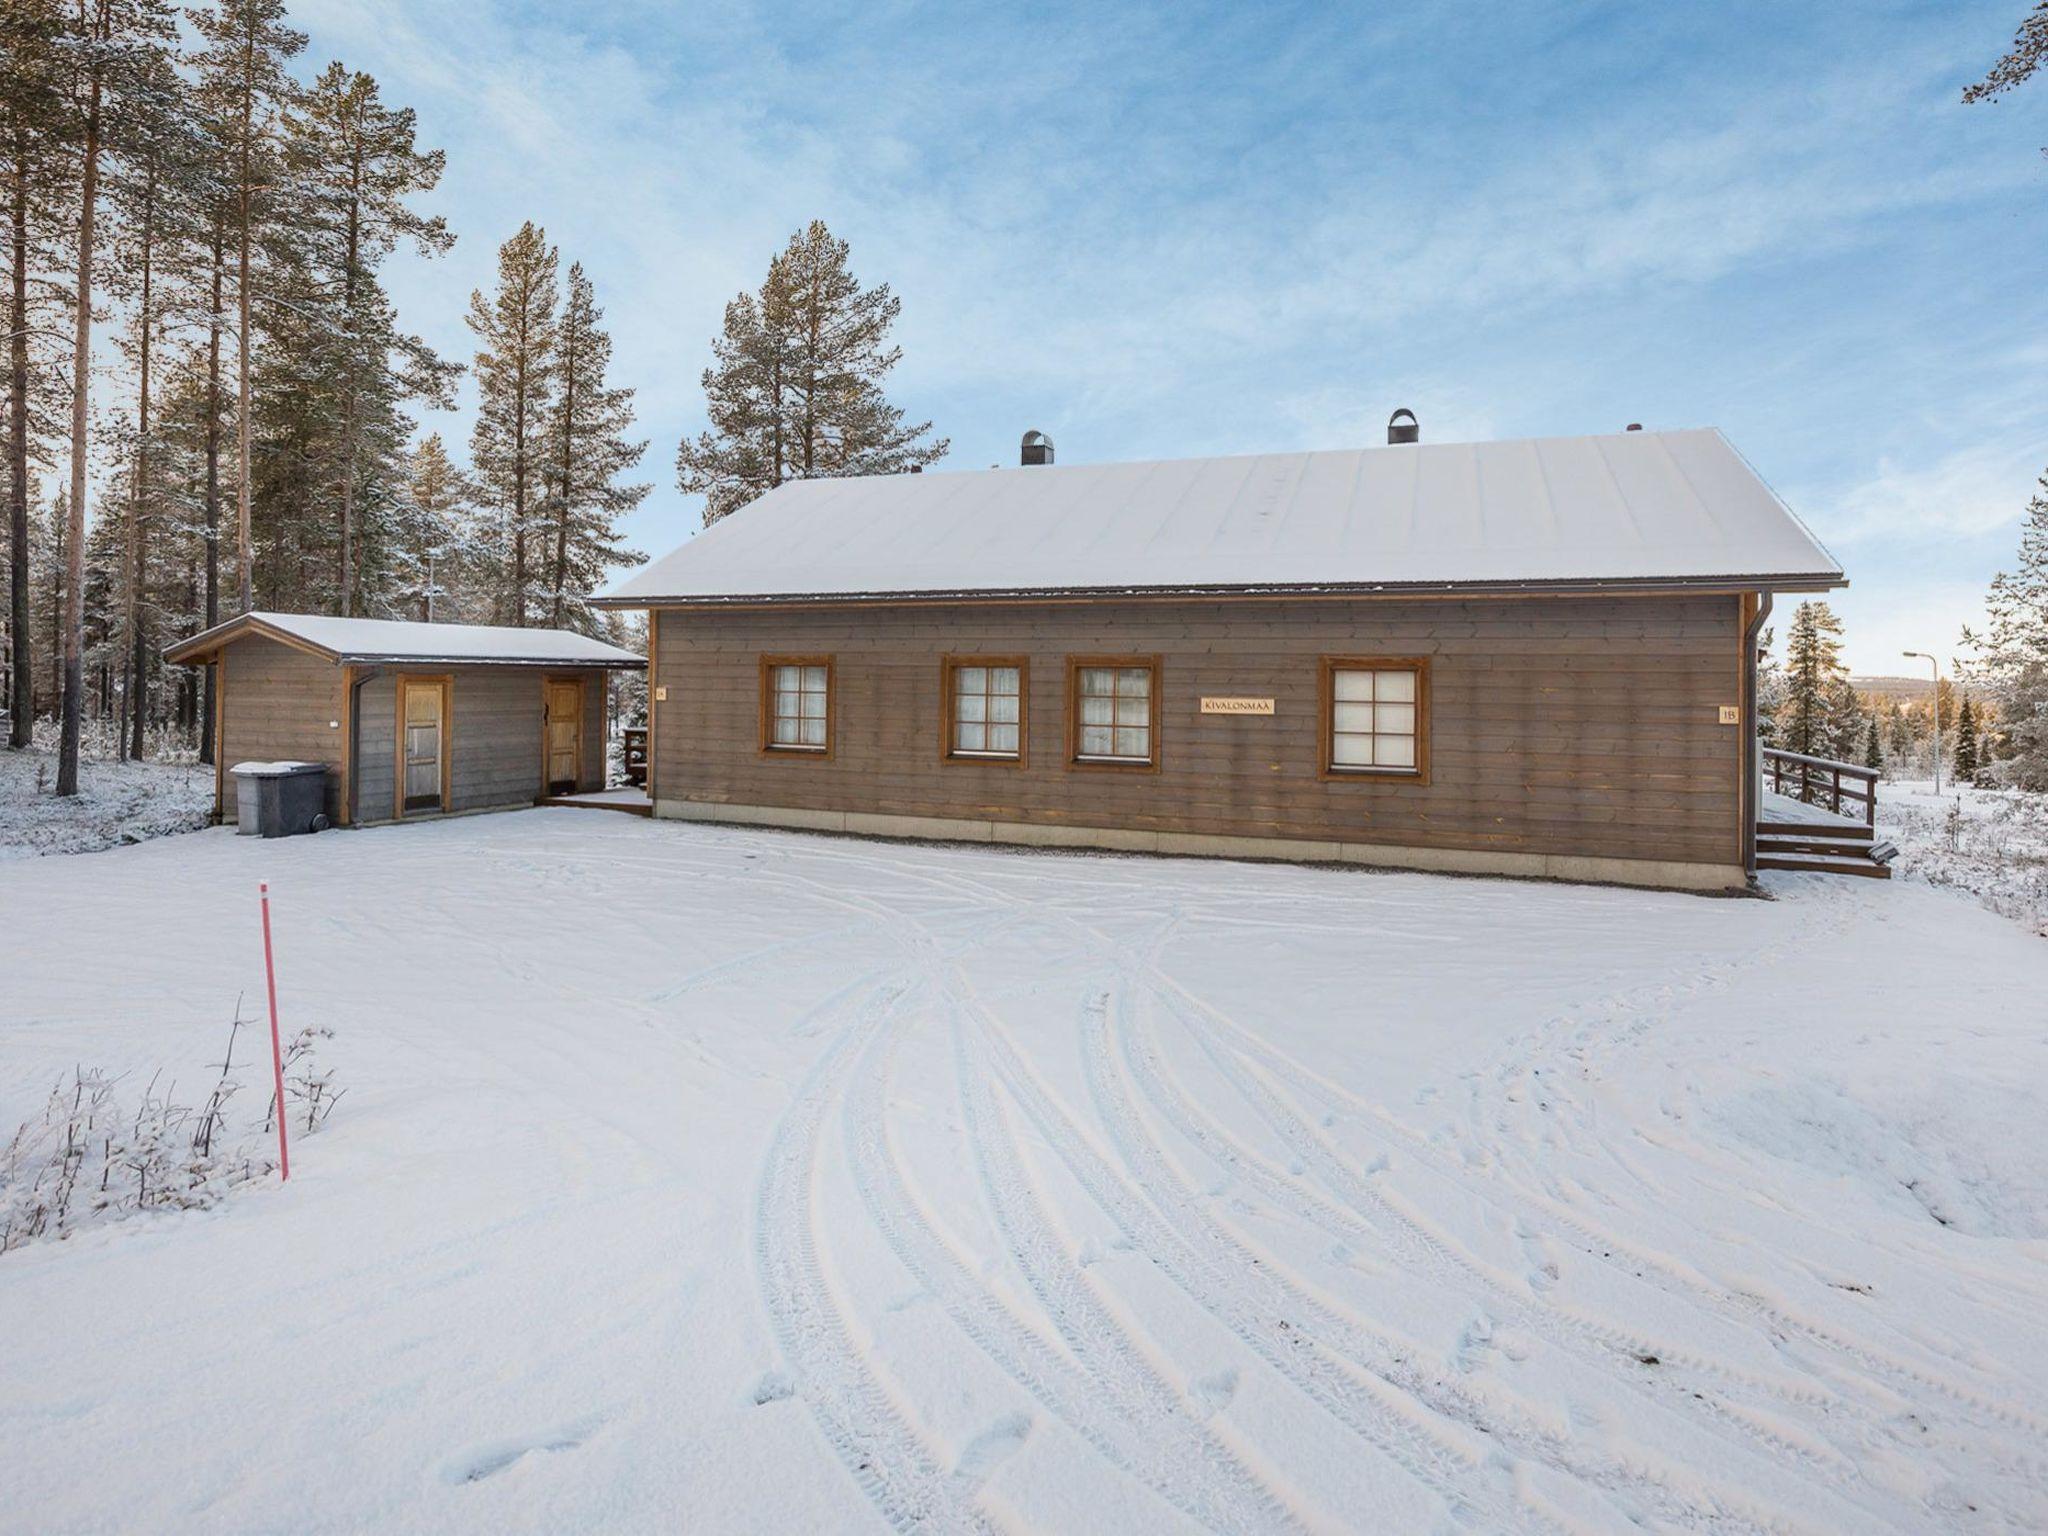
<box><xmin>402</xmin><ymin>680</ymin><xmax>446</xmax><ymax>813</ymax></box>
<box><xmin>545</xmin><ymin>678</ymin><xmax>583</xmax><ymax>794</ymax></box>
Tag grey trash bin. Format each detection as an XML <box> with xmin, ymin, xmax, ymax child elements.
<box><xmin>230</xmin><ymin>761</ymin><xmax>331</xmax><ymax>838</ymax></box>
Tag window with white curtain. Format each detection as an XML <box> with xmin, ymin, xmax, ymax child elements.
<box><xmin>1073</xmin><ymin>661</ymin><xmax>1156</xmax><ymax>765</ymax></box>
<box><xmin>1326</xmin><ymin>661</ymin><xmax>1424</xmax><ymax>775</ymax></box>
<box><xmin>765</xmin><ymin>659</ymin><xmax>831</xmax><ymax>752</ymax></box>
<box><xmin>947</xmin><ymin>660</ymin><xmax>1024</xmax><ymax>760</ymax></box>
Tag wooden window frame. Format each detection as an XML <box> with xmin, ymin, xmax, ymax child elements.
<box><xmin>393</xmin><ymin>673</ymin><xmax>455</xmax><ymax>819</ymax></box>
<box><xmin>1318</xmin><ymin>655</ymin><xmax>1430</xmax><ymax>785</ymax></box>
<box><xmin>758</xmin><ymin>655</ymin><xmax>835</xmax><ymax>759</ymax></box>
<box><xmin>1064</xmin><ymin>655</ymin><xmax>1163</xmax><ymax>773</ymax></box>
<box><xmin>940</xmin><ymin>655</ymin><xmax>1029</xmax><ymax>767</ymax></box>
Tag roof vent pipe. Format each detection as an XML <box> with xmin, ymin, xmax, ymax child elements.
<box><xmin>1021</xmin><ymin>429</ymin><xmax>1054</xmax><ymax>466</ymax></box>
<box><xmin>1387</xmin><ymin>408</ymin><xmax>1418</xmax><ymax>445</ymax></box>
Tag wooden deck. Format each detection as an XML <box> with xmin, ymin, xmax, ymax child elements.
<box><xmin>1756</xmin><ymin>757</ymin><xmax>1896</xmax><ymax>878</ymax></box>
<box><xmin>540</xmin><ymin>787</ymin><xmax>653</xmax><ymax>817</ymax></box>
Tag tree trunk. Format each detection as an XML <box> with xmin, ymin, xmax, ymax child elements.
<box><xmin>336</xmin><ymin>143</ymin><xmax>361</xmax><ymax>617</ymax></box>
<box><xmin>7</xmin><ymin>126</ymin><xmax>32</xmax><ymax>748</ymax></box>
<box><xmin>512</xmin><ymin>349</ymin><xmax>526</xmax><ymax>628</ymax></box>
<box><xmin>551</xmin><ymin>334</ymin><xmax>573</xmax><ymax>627</ymax></box>
<box><xmin>57</xmin><ymin>51</ymin><xmax>102</xmax><ymax>797</ymax></box>
<box><xmin>199</xmin><ymin>217</ymin><xmax>223</xmax><ymax>762</ymax></box>
<box><xmin>126</xmin><ymin>168</ymin><xmax>155</xmax><ymax>762</ymax></box>
<box><xmin>234</xmin><ymin>59</ymin><xmax>254</xmax><ymax>615</ymax></box>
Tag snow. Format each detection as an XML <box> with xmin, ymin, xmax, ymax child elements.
<box><xmin>1877</xmin><ymin>779</ymin><xmax>2048</xmax><ymax>937</ymax></box>
<box><xmin>169</xmin><ymin>611</ymin><xmax>645</xmax><ymax>667</ymax></box>
<box><xmin>3</xmin><ymin>811</ymin><xmax>2046</xmax><ymax>1531</ymax></box>
<box><xmin>1760</xmin><ymin>788</ymin><xmax>1866</xmax><ymax>829</ymax></box>
<box><xmin>606</xmin><ymin>428</ymin><xmax>1842</xmax><ymax>604</ymax></box>
<box><xmin>0</xmin><ymin>743</ymin><xmax>213</xmax><ymax>862</ymax></box>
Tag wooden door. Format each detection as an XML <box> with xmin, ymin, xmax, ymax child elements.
<box><xmin>402</xmin><ymin>680</ymin><xmax>446</xmax><ymax>813</ymax></box>
<box><xmin>545</xmin><ymin>678</ymin><xmax>583</xmax><ymax>794</ymax></box>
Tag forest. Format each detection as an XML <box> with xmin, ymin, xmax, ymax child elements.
<box><xmin>0</xmin><ymin>0</ymin><xmax>668</xmax><ymax>796</ymax></box>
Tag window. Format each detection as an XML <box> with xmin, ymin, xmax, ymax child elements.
<box><xmin>944</xmin><ymin>658</ymin><xmax>1026</xmax><ymax>763</ymax></box>
<box><xmin>1322</xmin><ymin>657</ymin><xmax>1428</xmax><ymax>780</ymax></box>
<box><xmin>761</xmin><ymin>657</ymin><xmax>832</xmax><ymax>755</ymax></box>
<box><xmin>1068</xmin><ymin>657</ymin><xmax>1160</xmax><ymax>768</ymax></box>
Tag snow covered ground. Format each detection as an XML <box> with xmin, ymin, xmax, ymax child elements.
<box><xmin>1877</xmin><ymin>779</ymin><xmax>2048</xmax><ymax>937</ymax></box>
<box><xmin>0</xmin><ymin>740</ymin><xmax>214</xmax><ymax>862</ymax></box>
<box><xmin>2</xmin><ymin>810</ymin><xmax>2045</xmax><ymax>1532</ymax></box>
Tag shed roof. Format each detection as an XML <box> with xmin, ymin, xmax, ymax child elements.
<box><xmin>601</xmin><ymin>427</ymin><xmax>1842</xmax><ymax>607</ymax></box>
<box><xmin>165</xmin><ymin>612</ymin><xmax>646</xmax><ymax>668</ymax></box>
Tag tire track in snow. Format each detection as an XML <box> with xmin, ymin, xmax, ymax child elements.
<box><xmin>839</xmin><ymin>991</ymin><xmax>1307</xmax><ymax>1533</ymax></box>
<box><xmin>754</xmin><ymin>971</ymin><xmax>1001</xmax><ymax>1535</ymax></box>
<box><xmin>955</xmin><ymin>1002</ymin><xmax>1529</xmax><ymax>1533</ymax></box>
<box><xmin>1135</xmin><ymin>990</ymin><xmax>1911</xmax><ymax>1517</ymax></box>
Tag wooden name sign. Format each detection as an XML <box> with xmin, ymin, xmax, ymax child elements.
<box><xmin>1200</xmin><ymin>696</ymin><xmax>1275</xmax><ymax>716</ymax></box>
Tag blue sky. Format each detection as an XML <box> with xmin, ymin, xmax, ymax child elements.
<box><xmin>293</xmin><ymin>0</ymin><xmax>2048</xmax><ymax>674</ymax></box>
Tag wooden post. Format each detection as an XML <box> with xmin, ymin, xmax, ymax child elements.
<box><xmin>259</xmin><ymin>881</ymin><xmax>290</xmax><ymax>1182</ymax></box>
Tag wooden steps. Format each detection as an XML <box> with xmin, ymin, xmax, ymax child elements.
<box><xmin>1755</xmin><ymin>822</ymin><xmax>1895</xmax><ymax>879</ymax></box>
<box><xmin>540</xmin><ymin>793</ymin><xmax>653</xmax><ymax>817</ymax></box>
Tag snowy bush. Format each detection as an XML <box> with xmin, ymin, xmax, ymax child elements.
<box><xmin>0</xmin><ymin>1005</ymin><xmax>342</xmax><ymax>1254</ymax></box>
<box><xmin>1881</xmin><ymin>782</ymin><xmax>2048</xmax><ymax>937</ymax></box>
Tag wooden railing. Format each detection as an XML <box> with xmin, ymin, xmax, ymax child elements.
<box><xmin>623</xmin><ymin>726</ymin><xmax>649</xmax><ymax>786</ymax></box>
<box><xmin>1761</xmin><ymin>747</ymin><xmax>1877</xmax><ymax>827</ymax></box>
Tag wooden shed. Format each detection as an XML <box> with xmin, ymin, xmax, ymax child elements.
<box><xmin>596</xmin><ymin>425</ymin><xmax>1845</xmax><ymax>892</ymax></box>
<box><xmin>166</xmin><ymin>613</ymin><xmax>646</xmax><ymax>827</ymax></box>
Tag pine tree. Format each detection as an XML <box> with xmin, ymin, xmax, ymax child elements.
<box><xmin>541</xmin><ymin>261</ymin><xmax>646</xmax><ymax>633</ymax></box>
<box><xmin>1863</xmin><ymin>714</ymin><xmax>1882</xmax><ymax>772</ymax></box>
<box><xmin>1954</xmin><ymin>696</ymin><xmax>1979</xmax><ymax>784</ymax></box>
<box><xmin>677</xmin><ymin>219</ymin><xmax>947</xmax><ymax>525</ymax></box>
<box><xmin>3</xmin><ymin>0</ymin><xmax>77</xmax><ymax>747</ymax></box>
<box><xmin>53</xmin><ymin>0</ymin><xmax>180</xmax><ymax>793</ymax></box>
<box><xmin>289</xmin><ymin>62</ymin><xmax>455</xmax><ymax>616</ymax></box>
<box><xmin>1965</xmin><ymin>470</ymin><xmax>2048</xmax><ymax>788</ymax></box>
<box><xmin>467</xmin><ymin>222</ymin><xmax>556</xmax><ymax>626</ymax></box>
<box><xmin>188</xmin><ymin>0</ymin><xmax>305</xmax><ymax>616</ymax></box>
<box><xmin>1775</xmin><ymin>600</ymin><xmax>1848</xmax><ymax>759</ymax></box>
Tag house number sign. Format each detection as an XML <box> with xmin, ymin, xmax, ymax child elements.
<box><xmin>1200</xmin><ymin>697</ymin><xmax>1275</xmax><ymax>716</ymax></box>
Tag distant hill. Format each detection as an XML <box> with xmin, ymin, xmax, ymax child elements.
<box><xmin>1855</xmin><ymin>675</ymin><xmax>1936</xmax><ymax>699</ymax></box>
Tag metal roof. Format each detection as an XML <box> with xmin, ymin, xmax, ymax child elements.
<box><xmin>165</xmin><ymin>612</ymin><xmax>646</xmax><ymax>668</ymax></box>
<box><xmin>601</xmin><ymin>427</ymin><xmax>1843</xmax><ymax>607</ymax></box>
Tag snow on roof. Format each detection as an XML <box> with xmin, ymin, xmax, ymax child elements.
<box><xmin>166</xmin><ymin>612</ymin><xmax>646</xmax><ymax>668</ymax></box>
<box><xmin>602</xmin><ymin>427</ymin><xmax>1842</xmax><ymax>605</ymax></box>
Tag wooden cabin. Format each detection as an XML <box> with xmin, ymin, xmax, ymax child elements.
<box><xmin>166</xmin><ymin>614</ymin><xmax>646</xmax><ymax>827</ymax></box>
<box><xmin>596</xmin><ymin>424</ymin><xmax>1844</xmax><ymax>892</ymax></box>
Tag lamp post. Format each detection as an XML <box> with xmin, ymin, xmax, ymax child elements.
<box><xmin>1903</xmin><ymin>650</ymin><xmax>1941</xmax><ymax>794</ymax></box>
<box><xmin>424</xmin><ymin>547</ymin><xmax>444</xmax><ymax>624</ymax></box>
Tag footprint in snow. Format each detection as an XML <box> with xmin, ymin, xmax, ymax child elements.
<box><xmin>441</xmin><ymin>1414</ymin><xmax>605</xmax><ymax>1485</ymax></box>
<box><xmin>751</xmin><ymin>1370</ymin><xmax>795</xmax><ymax>1406</ymax></box>
<box><xmin>952</xmin><ymin>1412</ymin><xmax>1032</xmax><ymax>1488</ymax></box>
<box><xmin>1191</xmin><ymin>1367</ymin><xmax>1240</xmax><ymax>1419</ymax></box>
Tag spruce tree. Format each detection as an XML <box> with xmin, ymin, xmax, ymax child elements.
<box><xmin>1863</xmin><ymin>714</ymin><xmax>1882</xmax><ymax>772</ymax></box>
<box><xmin>1775</xmin><ymin>600</ymin><xmax>1848</xmax><ymax>759</ymax></box>
<box><xmin>467</xmin><ymin>222</ymin><xmax>556</xmax><ymax>625</ymax></box>
<box><xmin>402</xmin><ymin>432</ymin><xmax>474</xmax><ymax>620</ymax></box>
<box><xmin>541</xmin><ymin>261</ymin><xmax>646</xmax><ymax>633</ymax></box>
<box><xmin>1965</xmin><ymin>470</ymin><xmax>2048</xmax><ymax>788</ymax></box>
<box><xmin>1954</xmin><ymin>696</ymin><xmax>1979</xmax><ymax>784</ymax></box>
<box><xmin>677</xmin><ymin>219</ymin><xmax>947</xmax><ymax>525</ymax></box>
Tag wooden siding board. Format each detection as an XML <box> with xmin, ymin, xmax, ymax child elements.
<box><xmin>220</xmin><ymin>636</ymin><xmax>346</xmax><ymax>822</ymax></box>
<box><xmin>648</xmin><ymin>594</ymin><xmax>1744</xmax><ymax>867</ymax></box>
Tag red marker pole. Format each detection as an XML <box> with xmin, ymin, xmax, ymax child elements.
<box><xmin>259</xmin><ymin>880</ymin><xmax>291</xmax><ymax>1182</ymax></box>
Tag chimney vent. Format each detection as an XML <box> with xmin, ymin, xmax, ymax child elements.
<box><xmin>1021</xmin><ymin>429</ymin><xmax>1054</xmax><ymax>467</ymax></box>
<box><xmin>909</xmin><ymin>465</ymin><xmax>922</xmax><ymax>473</ymax></box>
<box><xmin>1625</xmin><ymin>422</ymin><xmax>1642</xmax><ymax>432</ymax></box>
<box><xmin>1387</xmin><ymin>408</ymin><xmax>1419</xmax><ymax>446</ymax></box>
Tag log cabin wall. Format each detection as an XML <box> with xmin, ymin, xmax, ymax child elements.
<box><xmin>219</xmin><ymin>634</ymin><xmax>345</xmax><ymax>822</ymax></box>
<box><xmin>646</xmin><ymin>592</ymin><xmax>1746</xmax><ymax>874</ymax></box>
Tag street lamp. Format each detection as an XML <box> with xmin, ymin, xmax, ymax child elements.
<box><xmin>1903</xmin><ymin>650</ymin><xmax>1941</xmax><ymax>794</ymax></box>
<box><xmin>424</xmin><ymin>546</ymin><xmax>446</xmax><ymax>624</ymax></box>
